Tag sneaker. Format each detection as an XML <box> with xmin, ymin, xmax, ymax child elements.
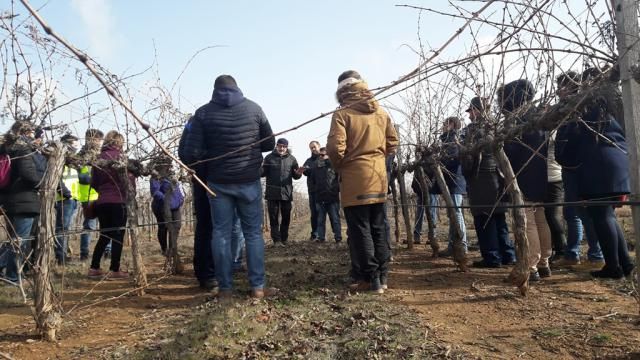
<box><xmin>538</xmin><ymin>266</ymin><xmax>552</xmax><ymax>278</ymax></box>
<box><xmin>251</xmin><ymin>287</ymin><xmax>279</xmax><ymax>299</ymax></box>
<box><xmin>87</xmin><ymin>268</ymin><xmax>104</xmax><ymax>278</ymax></box>
<box><xmin>555</xmin><ymin>258</ymin><xmax>581</xmax><ymax>267</ymax></box>
<box><xmin>108</xmin><ymin>271</ymin><xmax>129</xmax><ymax>279</ymax></box>
<box><xmin>371</xmin><ymin>278</ymin><xmax>384</xmax><ymax>294</ymax></box>
<box><xmin>472</xmin><ymin>260</ymin><xmax>501</xmax><ymax>269</ymax></box>
<box><xmin>380</xmin><ymin>275</ymin><xmax>388</xmax><ymax>290</ymax></box>
<box><xmin>529</xmin><ymin>271</ymin><xmax>541</xmax><ymax>282</ymax></box>
<box><xmin>348</xmin><ymin>281</ymin><xmax>370</xmax><ymax>292</ymax></box>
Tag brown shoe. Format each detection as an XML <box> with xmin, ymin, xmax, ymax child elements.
<box><xmin>214</xmin><ymin>289</ymin><xmax>233</xmax><ymax>302</ymax></box>
<box><xmin>555</xmin><ymin>258</ymin><xmax>581</xmax><ymax>267</ymax></box>
<box><xmin>251</xmin><ymin>287</ymin><xmax>279</xmax><ymax>299</ymax></box>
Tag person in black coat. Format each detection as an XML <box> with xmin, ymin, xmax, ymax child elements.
<box><xmin>500</xmin><ymin>80</ymin><xmax>552</xmax><ymax>280</ymax></box>
<box><xmin>555</xmin><ymin>69</ymin><xmax>633</xmax><ymax>279</ymax></box>
<box><xmin>461</xmin><ymin>97</ymin><xmax>515</xmax><ymax>268</ymax></box>
<box><xmin>261</xmin><ymin>138</ymin><xmax>302</xmax><ymax>245</ymax></box>
<box><xmin>0</xmin><ymin>121</ymin><xmax>44</xmax><ymax>283</ymax></box>
<box><xmin>311</xmin><ymin>147</ymin><xmax>342</xmax><ymax>243</ymax></box>
<box><xmin>302</xmin><ymin>141</ymin><xmax>321</xmax><ymax>241</ymax></box>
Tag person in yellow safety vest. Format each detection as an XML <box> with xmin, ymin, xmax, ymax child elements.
<box><xmin>55</xmin><ymin>134</ymin><xmax>81</xmax><ymax>265</ymax></box>
<box><xmin>77</xmin><ymin>129</ymin><xmax>104</xmax><ymax>261</ymax></box>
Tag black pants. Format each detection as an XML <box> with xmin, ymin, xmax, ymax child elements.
<box><xmin>344</xmin><ymin>203</ymin><xmax>389</xmax><ymax>282</ymax></box>
<box><xmin>586</xmin><ymin>205</ymin><xmax>632</xmax><ymax>272</ymax></box>
<box><xmin>152</xmin><ymin>207</ymin><xmax>182</xmax><ymax>253</ymax></box>
<box><xmin>268</xmin><ymin>200</ymin><xmax>292</xmax><ymax>243</ymax></box>
<box><xmin>308</xmin><ymin>192</ymin><xmax>319</xmax><ymax>238</ymax></box>
<box><xmin>545</xmin><ymin>181</ymin><xmax>566</xmax><ymax>255</ymax></box>
<box><xmin>91</xmin><ymin>203</ymin><xmax>127</xmax><ymax>272</ymax></box>
<box><xmin>192</xmin><ymin>180</ymin><xmax>215</xmax><ymax>283</ymax></box>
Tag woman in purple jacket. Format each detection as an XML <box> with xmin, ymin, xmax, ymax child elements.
<box><xmin>88</xmin><ymin>131</ymin><xmax>134</xmax><ymax>279</ymax></box>
<box><xmin>150</xmin><ymin>160</ymin><xmax>184</xmax><ymax>254</ymax></box>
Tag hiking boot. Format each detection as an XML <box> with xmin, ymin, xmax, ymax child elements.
<box><xmin>108</xmin><ymin>271</ymin><xmax>129</xmax><ymax>279</ymax></box>
<box><xmin>555</xmin><ymin>258</ymin><xmax>580</xmax><ymax>267</ymax></box>
<box><xmin>472</xmin><ymin>260</ymin><xmax>501</xmax><ymax>269</ymax></box>
<box><xmin>87</xmin><ymin>268</ymin><xmax>104</xmax><ymax>278</ymax></box>
<box><xmin>251</xmin><ymin>287</ymin><xmax>279</xmax><ymax>299</ymax></box>
<box><xmin>538</xmin><ymin>266</ymin><xmax>552</xmax><ymax>278</ymax></box>
<box><xmin>529</xmin><ymin>271</ymin><xmax>541</xmax><ymax>282</ymax></box>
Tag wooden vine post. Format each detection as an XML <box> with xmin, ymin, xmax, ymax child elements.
<box><xmin>389</xmin><ymin>164</ymin><xmax>401</xmax><ymax>243</ymax></box>
<box><xmin>395</xmin><ymin>126</ymin><xmax>414</xmax><ymax>248</ymax></box>
<box><xmin>120</xmin><ymin>164</ymin><xmax>148</xmax><ymax>295</ymax></box>
<box><xmin>33</xmin><ymin>141</ymin><xmax>65</xmax><ymax>341</ymax></box>
<box><xmin>414</xmin><ymin>162</ymin><xmax>438</xmax><ymax>256</ymax></box>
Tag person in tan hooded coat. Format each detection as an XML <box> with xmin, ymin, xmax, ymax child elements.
<box><xmin>327</xmin><ymin>70</ymin><xmax>399</xmax><ymax>293</ymax></box>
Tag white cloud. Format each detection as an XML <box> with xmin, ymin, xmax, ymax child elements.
<box><xmin>70</xmin><ymin>0</ymin><xmax>116</xmax><ymax>60</ymax></box>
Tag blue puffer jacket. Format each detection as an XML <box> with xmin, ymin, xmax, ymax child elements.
<box><xmin>555</xmin><ymin>109</ymin><xmax>629</xmax><ymax>198</ymax></box>
<box><xmin>179</xmin><ymin>85</ymin><xmax>275</xmax><ymax>184</ymax></box>
<box><xmin>150</xmin><ymin>178</ymin><xmax>185</xmax><ymax>211</ymax></box>
<box><xmin>430</xmin><ymin>130</ymin><xmax>466</xmax><ymax>195</ymax></box>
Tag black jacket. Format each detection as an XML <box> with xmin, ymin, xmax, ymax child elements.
<box><xmin>302</xmin><ymin>154</ymin><xmax>319</xmax><ymax>194</ymax></box>
<box><xmin>312</xmin><ymin>158</ymin><xmax>339</xmax><ymax>203</ymax></box>
<box><xmin>262</xmin><ymin>150</ymin><xmax>301</xmax><ymax>201</ymax></box>
<box><xmin>180</xmin><ymin>86</ymin><xmax>275</xmax><ymax>184</ymax></box>
<box><xmin>0</xmin><ymin>141</ymin><xmax>44</xmax><ymax>216</ymax></box>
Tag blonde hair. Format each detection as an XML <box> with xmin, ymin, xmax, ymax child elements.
<box><xmin>104</xmin><ymin>130</ymin><xmax>125</xmax><ymax>148</ymax></box>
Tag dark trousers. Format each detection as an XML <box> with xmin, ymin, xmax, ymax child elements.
<box><xmin>268</xmin><ymin>200</ymin><xmax>292</xmax><ymax>243</ymax></box>
<box><xmin>545</xmin><ymin>181</ymin><xmax>566</xmax><ymax>255</ymax></box>
<box><xmin>152</xmin><ymin>207</ymin><xmax>182</xmax><ymax>253</ymax></box>
<box><xmin>91</xmin><ymin>203</ymin><xmax>127</xmax><ymax>272</ymax></box>
<box><xmin>308</xmin><ymin>192</ymin><xmax>319</xmax><ymax>238</ymax></box>
<box><xmin>586</xmin><ymin>205</ymin><xmax>632</xmax><ymax>272</ymax></box>
<box><xmin>344</xmin><ymin>203</ymin><xmax>389</xmax><ymax>282</ymax></box>
<box><xmin>474</xmin><ymin>213</ymin><xmax>515</xmax><ymax>265</ymax></box>
<box><xmin>192</xmin><ymin>181</ymin><xmax>215</xmax><ymax>282</ymax></box>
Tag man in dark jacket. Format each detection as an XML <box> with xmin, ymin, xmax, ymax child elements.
<box><xmin>311</xmin><ymin>147</ymin><xmax>342</xmax><ymax>243</ymax></box>
<box><xmin>302</xmin><ymin>141</ymin><xmax>321</xmax><ymax>241</ymax></box>
<box><xmin>262</xmin><ymin>138</ymin><xmax>302</xmax><ymax>245</ymax></box>
<box><xmin>180</xmin><ymin>75</ymin><xmax>275</xmax><ymax>299</ymax></box>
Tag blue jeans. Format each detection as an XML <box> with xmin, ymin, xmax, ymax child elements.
<box><xmin>208</xmin><ymin>180</ymin><xmax>265</xmax><ymax>291</ymax></box>
<box><xmin>80</xmin><ymin>213</ymin><xmax>98</xmax><ymax>258</ymax></box>
<box><xmin>316</xmin><ymin>201</ymin><xmax>342</xmax><ymax>242</ymax></box>
<box><xmin>562</xmin><ymin>171</ymin><xmax>603</xmax><ymax>261</ymax></box>
<box><xmin>474</xmin><ymin>213</ymin><xmax>515</xmax><ymax>265</ymax></box>
<box><xmin>447</xmin><ymin>194</ymin><xmax>467</xmax><ymax>252</ymax></box>
<box><xmin>414</xmin><ymin>194</ymin><xmax>439</xmax><ymax>240</ymax></box>
<box><xmin>4</xmin><ymin>215</ymin><xmax>36</xmax><ymax>282</ymax></box>
<box><xmin>55</xmin><ymin>199</ymin><xmax>77</xmax><ymax>262</ymax></box>
<box><xmin>231</xmin><ymin>211</ymin><xmax>245</xmax><ymax>271</ymax></box>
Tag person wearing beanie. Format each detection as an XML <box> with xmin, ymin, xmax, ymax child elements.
<box><xmin>327</xmin><ymin>70</ymin><xmax>399</xmax><ymax>294</ymax></box>
<box><xmin>261</xmin><ymin>137</ymin><xmax>302</xmax><ymax>246</ymax></box>
<box><xmin>180</xmin><ymin>74</ymin><xmax>276</xmax><ymax>299</ymax></box>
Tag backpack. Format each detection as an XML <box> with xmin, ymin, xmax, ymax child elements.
<box><xmin>0</xmin><ymin>153</ymin><xmax>11</xmax><ymax>189</ymax></box>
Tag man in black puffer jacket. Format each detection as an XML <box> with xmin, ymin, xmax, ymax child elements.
<box><xmin>311</xmin><ymin>147</ymin><xmax>342</xmax><ymax>243</ymax></box>
<box><xmin>261</xmin><ymin>138</ymin><xmax>302</xmax><ymax>245</ymax></box>
<box><xmin>180</xmin><ymin>75</ymin><xmax>275</xmax><ymax>299</ymax></box>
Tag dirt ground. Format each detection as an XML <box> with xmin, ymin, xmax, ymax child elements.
<box><xmin>0</xmin><ymin>216</ymin><xmax>639</xmax><ymax>359</ymax></box>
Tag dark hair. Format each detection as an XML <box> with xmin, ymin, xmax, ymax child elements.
<box><xmin>214</xmin><ymin>75</ymin><xmax>237</xmax><ymax>89</ymax></box>
<box><xmin>60</xmin><ymin>133</ymin><xmax>79</xmax><ymax>143</ymax></box>
<box><xmin>10</xmin><ymin>121</ymin><xmax>35</xmax><ymax>136</ymax></box>
<box><xmin>337</xmin><ymin>70</ymin><xmax>362</xmax><ymax>83</ymax></box>
<box><xmin>319</xmin><ymin>147</ymin><xmax>326</xmax><ymax>152</ymax></box>
<box><xmin>309</xmin><ymin>140</ymin><xmax>320</xmax><ymax>146</ymax></box>
<box><xmin>445</xmin><ymin>116</ymin><xmax>462</xmax><ymax>130</ymax></box>
<box><xmin>498</xmin><ymin>79</ymin><xmax>535</xmax><ymax>112</ymax></box>
<box><xmin>85</xmin><ymin>128</ymin><xmax>104</xmax><ymax>139</ymax></box>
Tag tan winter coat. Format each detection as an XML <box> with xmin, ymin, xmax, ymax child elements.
<box><xmin>326</xmin><ymin>81</ymin><xmax>399</xmax><ymax>207</ymax></box>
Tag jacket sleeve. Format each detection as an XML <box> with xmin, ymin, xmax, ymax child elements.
<box><xmin>150</xmin><ymin>179</ymin><xmax>165</xmax><ymax>202</ymax></box>
<box><xmin>78</xmin><ymin>169</ymin><xmax>91</xmax><ymax>185</ymax></box>
<box><xmin>385</xmin><ymin>114</ymin><xmax>399</xmax><ymax>155</ymax></box>
<box><xmin>178</xmin><ymin>116</ymin><xmax>194</xmax><ymax>165</ymax></box>
<box><xmin>261</xmin><ymin>156</ymin><xmax>269</xmax><ymax>177</ymax></box>
<box><xmin>14</xmin><ymin>150</ymin><xmax>43</xmax><ymax>188</ymax></box>
<box><xmin>180</xmin><ymin>113</ymin><xmax>205</xmax><ymax>165</ymax></box>
<box><xmin>326</xmin><ymin>112</ymin><xmax>347</xmax><ymax>169</ymax></box>
<box><xmin>291</xmin><ymin>158</ymin><xmax>302</xmax><ymax>180</ymax></box>
<box><xmin>302</xmin><ymin>158</ymin><xmax>312</xmax><ymax>176</ymax></box>
<box><xmin>258</xmin><ymin>109</ymin><xmax>275</xmax><ymax>153</ymax></box>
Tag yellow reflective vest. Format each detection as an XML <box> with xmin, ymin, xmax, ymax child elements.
<box><xmin>56</xmin><ymin>166</ymin><xmax>80</xmax><ymax>201</ymax></box>
<box><xmin>77</xmin><ymin>165</ymin><xmax>99</xmax><ymax>203</ymax></box>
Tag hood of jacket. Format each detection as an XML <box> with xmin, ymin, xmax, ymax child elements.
<box><xmin>211</xmin><ymin>85</ymin><xmax>245</xmax><ymax>107</ymax></box>
<box><xmin>336</xmin><ymin>81</ymin><xmax>378</xmax><ymax>114</ymax></box>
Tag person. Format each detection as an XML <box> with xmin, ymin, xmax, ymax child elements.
<box><xmin>150</xmin><ymin>158</ymin><xmax>184</xmax><ymax>255</ymax></box>
<box><xmin>431</xmin><ymin>116</ymin><xmax>467</xmax><ymax>255</ymax></box>
<box><xmin>302</xmin><ymin>141</ymin><xmax>321</xmax><ymax>241</ymax></box>
<box><xmin>54</xmin><ymin>134</ymin><xmax>81</xmax><ymax>265</ymax></box>
<box><xmin>544</xmin><ymin>130</ymin><xmax>567</xmax><ymax>261</ymax></box>
<box><xmin>88</xmin><ymin>130</ymin><xmax>134</xmax><ymax>279</ymax></box>
<box><xmin>555</xmin><ymin>68</ymin><xmax>633</xmax><ymax>279</ymax></box>
<box><xmin>180</xmin><ymin>74</ymin><xmax>276</xmax><ymax>299</ymax></box>
<box><xmin>552</xmin><ymin>72</ymin><xmax>604</xmax><ymax>268</ymax></box>
<box><xmin>0</xmin><ymin>121</ymin><xmax>44</xmax><ymax>284</ymax></box>
<box><xmin>500</xmin><ymin>80</ymin><xmax>553</xmax><ymax>281</ymax></box>
<box><xmin>461</xmin><ymin>97</ymin><xmax>516</xmax><ymax>268</ymax></box>
<box><xmin>261</xmin><ymin>138</ymin><xmax>302</xmax><ymax>246</ymax></box>
<box><xmin>77</xmin><ymin>129</ymin><xmax>104</xmax><ymax>261</ymax></box>
<box><xmin>327</xmin><ymin>70</ymin><xmax>399</xmax><ymax>294</ymax></box>
<box><xmin>178</xmin><ymin>116</ymin><xmax>217</xmax><ymax>290</ymax></box>
<box><xmin>311</xmin><ymin>147</ymin><xmax>342</xmax><ymax>243</ymax></box>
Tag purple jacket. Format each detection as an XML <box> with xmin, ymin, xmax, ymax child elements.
<box><xmin>150</xmin><ymin>178</ymin><xmax>184</xmax><ymax>211</ymax></box>
<box><xmin>91</xmin><ymin>146</ymin><xmax>135</xmax><ymax>205</ymax></box>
